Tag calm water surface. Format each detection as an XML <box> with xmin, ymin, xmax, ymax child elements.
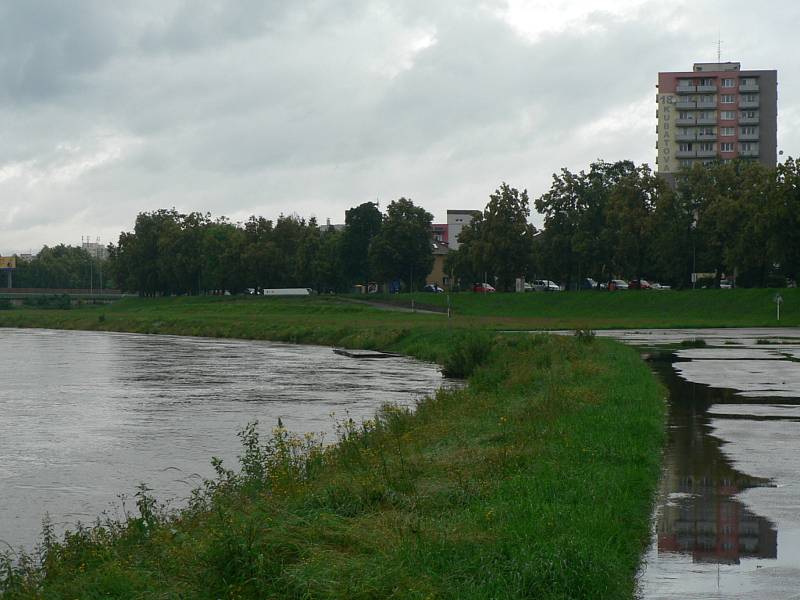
<box><xmin>0</xmin><ymin>328</ymin><xmax>447</xmax><ymax>551</ymax></box>
<box><xmin>616</xmin><ymin>329</ymin><xmax>800</xmax><ymax>599</ymax></box>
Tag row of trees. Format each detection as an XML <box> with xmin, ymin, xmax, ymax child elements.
<box><xmin>449</xmin><ymin>158</ymin><xmax>800</xmax><ymax>290</ymax></box>
<box><xmin>9</xmin><ymin>157</ymin><xmax>800</xmax><ymax>293</ymax></box>
<box><xmin>10</xmin><ymin>245</ymin><xmax>106</xmax><ymax>289</ymax></box>
<box><xmin>107</xmin><ymin>199</ymin><xmax>434</xmax><ymax>296</ymax></box>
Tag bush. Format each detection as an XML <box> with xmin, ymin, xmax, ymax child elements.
<box><xmin>22</xmin><ymin>295</ymin><xmax>72</xmax><ymax>310</ymax></box>
<box><xmin>0</xmin><ymin>298</ymin><xmax>12</xmax><ymax>310</ymax></box>
<box><xmin>442</xmin><ymin>331</ymin><xmax>494</xmax><ymax>378</ymax></box>
<box><xmin>678</xmin><ymin>338</ymin><xmax>706</xmax><ymax>348</ymax></box>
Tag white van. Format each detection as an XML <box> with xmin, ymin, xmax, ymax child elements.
<box><xmin>262</xmin><ymin>288</ymin><xmax>313</xmax><ymax>296</ymax></box>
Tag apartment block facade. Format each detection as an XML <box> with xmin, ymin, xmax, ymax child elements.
<box><xmin>656</xmin><ymin>62</ymin><xmax>777</xmax><ymax>180</ymax></box>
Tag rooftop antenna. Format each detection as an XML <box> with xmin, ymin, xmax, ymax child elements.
<box><xmin>717</xmin><ymin>32</ymin><xmax>722</xmax><ymax>63</ymax></box>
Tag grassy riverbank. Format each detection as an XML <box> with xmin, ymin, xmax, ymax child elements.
<box><xmin>385</xmin><ymin>287</ymin><xmax>800</xmax><ymax>329</ymax></box>
<box><xmin>0</xmin><ymin>298</ymin><xmax>666</xmax><ymax>598</ymax></box>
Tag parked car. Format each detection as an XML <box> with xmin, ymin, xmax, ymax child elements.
<box><xmin>608</xmin><ymin>279</ymin><xmax>629</xmax><ymax>291</ymax></box>
<box><xmin>650</xmin><ymin>282</ymin><xmax>671</xmax><ymax>290</ymax></box>
<box><xmin>628</xmin><ymin>279</ymin><xmax>652</xmax><ymax>290</ymax></box>
<box><xmin>472</xmin><ymin>282</ymin><xmax>496</xmax><ymax>293</ymax></box>
<box><xmin>423</xmin><ymin>283</ymin><xmax>444</xmax><ymax>293</ymax></box>
<box><xmin>523</xmin><ymin>282</ymin><xmax>535</xmax><ymax>292</ymax></box>
<box><xmin>720</xmin><ymin>279</ymin><xmax>734</xmax><ymax>289</ymax></box>
<box><xmin>579</xmin><ymin>278</ymin><xmax>598</xmax><ymax>290</ymax></box>
<box><xmin>533</xmin><ymin>279</ymin><xmax>561</xmax><ymax>292</ymax></box>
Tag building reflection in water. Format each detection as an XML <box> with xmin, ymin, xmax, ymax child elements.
<box><xmin>652</xmin><ymin>361</ymin><xmax>778</xmax><ymax>565</ymax></box>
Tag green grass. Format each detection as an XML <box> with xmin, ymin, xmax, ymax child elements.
<box><xmin>376</xmin><ymin>287</ymin><xmax>800</xmax><ymax>329</ymax></box>
<box><xmin>0</xmin><ymin>330</ymin><xmax>665</xmax><ymax>599</ymax></box>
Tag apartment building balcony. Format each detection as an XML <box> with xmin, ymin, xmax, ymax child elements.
<box><xmin>739</xmin><ymin>82</ymin><xmax>759</xmax><ymax>92</ymax></box>
<box><xmin>739</xmin><ymin>98</ymin><xmax>760</xmax><ymax>109</ymax></box>
<box><xmin>697</xmin><ymin>101</ymin><xmax>717</xmax><ymax>110</ymax></box>
<box><xmin>675</xmin><ymin>132</ymin><xmax>696</xmax><ymax>141</ymax></box>
<box><xmin>697</xmin><ymin>132</ymin><xmax>717</xmax><ymax>141</ymax></box>
<box><xmin>676</xmin><ymin>149</ymin><xmax>697</xmax><ymax>158</ymax></box>
<box><xmin>697</xmin><ymin>84</ymin><xmax>717</xmax><ymax>93</ymax></box>
<box><xmin>739</xmin><ymin>115</ymin><xmax>759</xmax><ymax>125</ymax></box>
<box><xmin>676</xmin><ymin>84</ymin><xmax>696</xmax><ymax>94</ymax></box>
<box><xmin>696</xmin><ymin>149</ymin><xmax>717</xmax><ymax>158</ymax></box>
<box><xmin>676</xmin><ymin>117</ymin><xmax>696</xmax><ymax>126</ymax></box>
<box><xmin>675</xmin><ymin>99</ymin><xmax>696</xmax><ymax>109</ymax></box>
<box><xmin>739</xmin><ymin>132</ymin><xmax>759</xmax><ymax>141</ymax></box>
<box><xmin>696</xmin><ymin>116</ymin><xmax>717</xmax><ymax>125</ymax></box>
<box><xmin>740</xmin><ymin>148</ymin><xmax>760</xmax><ymax>157</ymax></box>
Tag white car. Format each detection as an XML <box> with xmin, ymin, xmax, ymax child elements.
<box><xmin>533</xmin><ymin>280</ymin><xmax>561</xmax><ymax>292</ymax></box>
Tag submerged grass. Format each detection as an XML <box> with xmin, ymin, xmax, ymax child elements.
<box><xmin>0</xmin><ymin>298</ymin><xmax>667</xmax><ymax>599</ymax></box>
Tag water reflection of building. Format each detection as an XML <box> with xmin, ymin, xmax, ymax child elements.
<box><xmin>657</xmin><ymin>473</ymin><xmax>777</xmax><ymax>564</ymax></box>
<box><xmin>653</xmin><ymin>361</ymin><xmax>778</xmax><ymax>565</ymax></box>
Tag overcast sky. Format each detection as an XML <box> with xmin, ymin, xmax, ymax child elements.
<box><xmin>1</xmin><ymin>0</ymin><xmax>797</xmax><ymax>254</ymax></box>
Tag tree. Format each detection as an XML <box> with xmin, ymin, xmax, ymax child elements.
<box><xmin>457</xmin><ymin>183</ymin><xmax>536</xmax><ymax>291</ymax></box>
<box><xmin>368</xmin><ymin>198</ymin><xmax>434</xmax><ymax>290</ymax></box>
<box><xmin>604</xmin><ymin>164</ymin><xmax>661</xmax><ymax>279</ymax></box>
<box><xmin>535</xmin><ymin>161</ymin><xmax>636</xmax><ymax>286</ymax></box>
<box><xmin>341</xmin><ymin>202</ymin><xmax>382</xmax><ymax>285</ymax></box>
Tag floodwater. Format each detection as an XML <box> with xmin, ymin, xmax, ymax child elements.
<box><xmin>617</xmin><ymin>329</ymin><xmax>800</xmax><ymax>599</ymax></box>
<box><xmin>0</xmin><ymin>328</ymin><xmax>447</xmax><ymax>552</ymax></box>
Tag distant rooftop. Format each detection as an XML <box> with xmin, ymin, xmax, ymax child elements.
<box><xmin>693</xmin><ymin>62</ymin><xmax>741</xmax><ymax>72</ymax></box>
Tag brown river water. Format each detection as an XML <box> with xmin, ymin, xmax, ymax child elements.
<box><xmin>0</xmin><ymin>328</ymin><xmax>446</xmax><ymax>553</ymax></box>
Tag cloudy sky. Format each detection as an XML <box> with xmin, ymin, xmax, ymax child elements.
<box><xmin>1</xmin><ymin>0</ymin><xmax>798</xmax><ymax>254</ymax></box>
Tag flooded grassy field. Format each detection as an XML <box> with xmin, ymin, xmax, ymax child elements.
<box><xmin>624</xmin><ymin>329</ymin><xmax>800</xmax><ymax>599</ymax></box>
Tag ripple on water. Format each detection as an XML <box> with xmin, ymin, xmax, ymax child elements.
<box><xmin>0</xmin><ymin>328</ymin><xmax>450</xmax><ymax>551</ymax></box>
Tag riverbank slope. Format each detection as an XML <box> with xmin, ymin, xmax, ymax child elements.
<box><xmin>0</xmin><ymin>298</ymin><xmax>665</xmax><ymax>599</ymax></box>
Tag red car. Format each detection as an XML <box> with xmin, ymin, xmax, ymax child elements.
<box><xmin>472</xmin><ymin>282</ymin><xmax>496</xmax><ymax>293</ymax></box>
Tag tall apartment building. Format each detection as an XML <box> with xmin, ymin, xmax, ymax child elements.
<box><xmin>656</xmin><ymin>62</ymin><xmax>777</xmax><ymax>181</ymax></box>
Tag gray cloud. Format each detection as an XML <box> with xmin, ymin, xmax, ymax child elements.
<box><xmin>0</xmin><ymin>0</ymin><xmax>797</xmax><ymax>253</ymax></box>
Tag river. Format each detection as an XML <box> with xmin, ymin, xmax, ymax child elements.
<box><xmin>0</xmin><ymin>328</ymin><xmax>446</xmax><ymax>552</ymax></box>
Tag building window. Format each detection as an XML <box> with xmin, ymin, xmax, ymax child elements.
<box><xmin>679</xmin><ymin>142</ymin><xmax>692</xmax><ymax>151</ymax></box>
<box><xmin>722</xmin><ymin>111</ymin><xmax>736</xmax><ymax>120</ymax></box>
<box><xmin>721</xmin><ymin>94</ymin><xmax>735</xmax><ymax>104</ymax></box>
<box><xmin>699</xmin><ymin>127</ymin><xmax>715</xmax><ymax>136</ymax></box>
<box><xmin>721</xmin><ymin>127</ymin><xmax>735</xmax><ymax>136</ymax></box>
<box><xmin>740</xmin><ymin>142</ymin><xmax>756</xmax><ymax>152</ymax></box>
<box><xmin>740</xmin><ymin>126</ymin><xmax>757</xmax><ymax>136</ymax></box>
<box><xmin>742</xmin><ymin>94</ymin><xmax>758</xmax><ymax>102</ymax></box>
<box><xmin>680</xmin><ymin>160</ymin><xmax>693</xmax><ymax>168</ymax></box>
<box><xmin>742</xmin><ymin>110</ymin><xmax>758</xmax><ymax>119</ymax></box>
<box><xmin>699</xmin><ymin>78</ymin><xmax>714</xmax><ymax>86</ymax></box>
<box><xmin>721</xmin><ymin>142</ymin><xmax>734</xmax><ymax>152</ymax></box>
<box><xmin>678</xmin><ymin>111</ymin><xmax>692</xmax><ymax>119</ymax></box>
<box><xmin>698</xmin><ymin>142</ymin><xmax>715</xmax><ymax>152</ymax></box>
<box><xmin>722</xmin><ymin>78</ymin><xmax>735</xmax><ymax>88</ymax></box>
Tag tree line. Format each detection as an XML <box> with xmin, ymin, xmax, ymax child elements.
<box><xmin>450</xmin><ymin>158</ymin><xmax>800</xmax><ymax>290</ymax></box>
<box><xmin>8</xmin><ymin>157</ymin><xmax>800</xmax><ymax>293</ymax></box>
<box><xmin>107</xmin><ymin>199</ymin><xmax>434</xmax><ymax>295</ymax></box>
<box><xmin>9</xmin><ymin>245</ymin><xmax>106</xmax><ymax>290</ymax></box>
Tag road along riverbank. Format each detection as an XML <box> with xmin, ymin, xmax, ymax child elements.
<box><xmin>0</xmin><ymin>297</ymin><xmax>666</xmax><ymax>599</ymax></box>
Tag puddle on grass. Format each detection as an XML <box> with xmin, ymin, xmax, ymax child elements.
<box><xmin>634</xmin><ymin>330</ymin><xmax>800</xmax><ymax>599</ymax></box>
